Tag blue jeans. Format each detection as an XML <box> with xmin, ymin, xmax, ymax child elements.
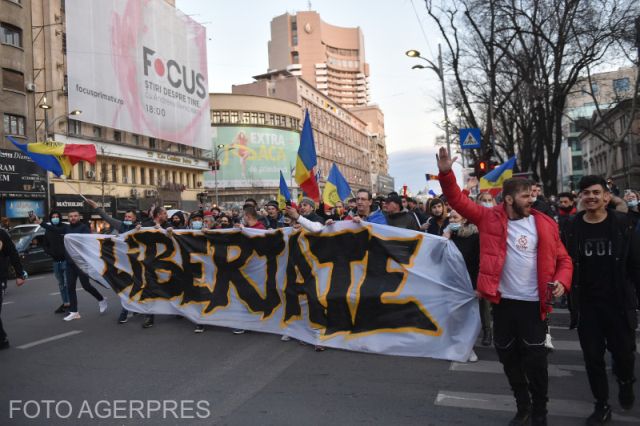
<box><xmin>53</xmin><ymin>261</ymin><xmax>69</xmax><ymax>305</ymax></box>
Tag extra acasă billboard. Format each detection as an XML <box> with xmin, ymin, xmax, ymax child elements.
<box><xmin>66</xmin><ymin>0</ymin><xmax>211</xmax><ymax>149</ymax></box>
<box><xmin>204</xmin><ymin>126</ymin><xmax>300</xmax><ymax>189</ymax></box>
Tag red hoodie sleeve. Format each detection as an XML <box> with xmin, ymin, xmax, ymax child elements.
<box><xmin>438</xmin><ymin>170</ymin><xmax>486</xmax><ymax>226</ymax></box>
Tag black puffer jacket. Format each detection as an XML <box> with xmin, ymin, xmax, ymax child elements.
<box><xmin>43</xmin><ymin>211</ymin><xmax>66</xmax><ymax>261</ymax></box>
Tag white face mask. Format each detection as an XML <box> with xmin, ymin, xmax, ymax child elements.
<box><xmin>531</xmin><ymin>196</ymin><xmax>537</xmax><ymax>203</ymax></box>
<box><xmin>481</xmin><ymin>202</ymin><xmax>493</xmax><ymax>208</ymax></box>
<box><xmin>191</xmin><ymin>221</ymin><xmax>203</xmax><ymax>230</ymax></box>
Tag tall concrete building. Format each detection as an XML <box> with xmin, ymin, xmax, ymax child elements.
<box><xmin>21</xmin><ymin>0</ymin><xmax>209</xmax><ymax>228</ymax></box>
<box><xmin>1</xmin><ymin>0</ymin><xmax>42</xmax><ymax>222</ymax></box>
<box><xmin>268</xmin><ymin>11</ymin><xmax>370</xmax><ymax>108</ymax></box>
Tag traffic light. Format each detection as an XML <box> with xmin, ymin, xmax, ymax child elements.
<box><xmin>473</xmin><ymin>160</ymin><xmax>488</xmax><ymax>178</ymax></box>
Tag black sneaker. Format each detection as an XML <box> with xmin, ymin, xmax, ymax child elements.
<box><xmin>117</xmin><ymin>312</ymin><xmax>128</xmax><ymax>324</ymax></box>
<box><xmin>618</xmin><ymin>379</ymin><xmax>635</xmax><ymax>410</ymax></box>
<box><xmin>508</xmin><ymin>407</ymin><xmax>531</xmax><ymax>426</ymax></box>
<box><xmin>54</xmin><ymin>304</ymin><xmax>68</xmax><ymax>314</ymax></box>
<box><xmin>481</xmin><ymin>329</ymin><xmax>492</xmax><ymax>346</ymax></box>
<box><xmin>142</xmin><ymin>316</ymin><xmax>154</xmax><ymax>329</ymax></box>
<box><xmin>586</xmin><ymin>402</ymin><xmax>611</xmax><ymax>425</ymax></box>
<box><xmin>0</xmin><ymin>338</ymin><xmax>9</xmax><ymax>350</ymax></box>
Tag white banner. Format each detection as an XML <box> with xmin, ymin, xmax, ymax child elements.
<box><xmin>66</xmin><ymin>0</ymin><xmax>211</xmax><ymax>148</ymax></box>
<box><xmin>65</xmin><ymin>222</ymin><xmax>480</xmax><ymax>361</ymax></box>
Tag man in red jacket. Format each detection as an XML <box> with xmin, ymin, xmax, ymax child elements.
<box><xmin>437</xmin><ymin>148</ymin><xmax>573</xmax><ymax>426</ymax></box>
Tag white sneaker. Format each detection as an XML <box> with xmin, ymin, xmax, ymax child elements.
<box><xmin>98</xmin><ymin>299</ymin><xmax>108</xmax><ymax>314</ymax></box>
<box><xmin>544</xmin><ymin>333</ymin><xmax>554</xmax><ymax>350</ymax></box>
<box><xmin>468</xmin><ymin>350</ymin><xmax>479</xmax><ymax>363</ymax></box>
<box><xmin>64</xmin><ymin>312</ymin><xmax>81</xmax><ymax>321</ymax></box>
<box><xmin>280</xmin><ymin>335</ymin><xmax>291</xmax><ymax>342</ymax></box>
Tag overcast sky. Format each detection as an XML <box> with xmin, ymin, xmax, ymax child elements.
<box><xmin>176</xmin><ymin>0</ymin><xmax>464</xmax><ymax>193</ymax></box>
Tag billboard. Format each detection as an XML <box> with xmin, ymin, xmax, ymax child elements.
<box><xmin>204</xmin><ymin>126</ymin><xmax>300</xmax><ymax>188</ymax></box>
<box><xmin>66</xmin><ymin>0</ymin><xmax>210</xmax><ymax>148</ymax></box>
<box><xmin>0</xmin><ymin>149</ymin><xmax>47</xmax><ymax>199</ymax></box>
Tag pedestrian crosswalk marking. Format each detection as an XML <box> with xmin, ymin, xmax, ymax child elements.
<box><xmin>450</xmin><ymin>360</ymin><xmax>584</xmax><ymax>377</ymax></box>
<box><xmin>435</xmin><ymin>391</ymin><xmax>640</xmax><ymax>422</ymax></box>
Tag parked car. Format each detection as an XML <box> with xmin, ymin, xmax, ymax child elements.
<box><xmin>9</xmin><ymin>224</ymin><xmax>53</xmax><ymax>276</ymax></box>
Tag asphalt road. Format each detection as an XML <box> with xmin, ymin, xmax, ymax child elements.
<box><xmin>1</xmin><ymin>272</ymin><xmax>639</xmax><ymax>425</ymax></box>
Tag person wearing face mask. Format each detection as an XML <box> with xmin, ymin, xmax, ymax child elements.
<box><xmin>169</xmin><ymin>211</ymin><xmax>187</xmax><ymax>230</ymax></box>
<box><xmin>443</xmin><ymin>210</ymin><xmax>486</xmax><ymax>359</ymax></box>
<box><xmin>36</xmin><ymin>209</ymin><xmax>108</xmax><ymax>321</ymax></box>
<box><xmin>187</xmin><ymin>212</ymin><xmax>206</xmax><ymax>333</ymax></box>
<box><xmin>216</xmin><ymin>215</ymin><xmax>233</xmax><ymax>229</ymax></box>
<box><xmin>623</xmin><ymin>190</ymin><xmax>640</xmax><ymax>229</ymax></box>
<box><xmin>42</xmin><ymin>211</ymin><xmax>69</xmax><ymax>314</ymax></box>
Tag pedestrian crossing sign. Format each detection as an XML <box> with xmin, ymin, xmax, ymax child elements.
<box><xmin>460</xmin><ymin>128</ymin><xmax>481</xmax><ymax>149</ymax></box>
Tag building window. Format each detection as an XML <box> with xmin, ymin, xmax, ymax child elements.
<box><xmin>590</xmin><ymin>82</ymin><xmax>599</xmax><ymax>95</ymax></box>
<box><xmin>220</xmin><ymin>111</ymin><xmax>230</xmax><ymax>123</ymax></box>
<box><xmin>613</xmin><ymin>78</ymin><xmax>630</xmax><ymax>93</ymax></box>
<box><xmin>230</xmin><ymin>111</ymin><xmax>239</xmax><ymax>123</ymax></box>
<box><xmin>132</xmin><ymin>134</ymin><xmax>139</xmax><ymax>145</ymax></box>
<box><xmin>2</xmin><ymin>68</ymin><xmax>24</xmax><ymax>91</ymax></box>
<box><xmin>172</xmin><ymin>171</ymin><xmax>177</xmax><ymax>183</ymax></box>
<box><xmin>3</xmin><ymin>113</ymin><xmax>25</xmax><ymax>136</ymax></box>
<box><xmin>111</xmin><ymin>164</ymin><xmax>117</xmax><ymax>182</ymax></box>
<box><xmin>140</xmin><ymin>167</ymin><xmax>146</xmax><ymax>185</ymax></box>
<box><xmin>93</xmin><ymin>126</ymin><xmax>102</xmax><ymax>138</ymax></box>
<box><xmin>113</xmin><ymin>130</ymin><xmax>121</xmax><ymax>142</ymax></box>
<box><xmin>240</xmin><ymin>112</ymin><xmax>251</xmax><ymax>124</ymax></box>
<box><xmin>178</xmin><ymin>144</ymin><xmax>187</xmax><ymax>153</ymax></box>
<box><xmin>164</xmin><ymin>170</ymin><xmax>169</xmax><ymax>185</ymax></box>
<box><xmin>78</xmin><ymin>162</ymin><xmax>85</xmax><ymax>180</ymax></box>
<box><xmin>149</xmin><ymin>137</ymin><xmax>156</xmax><ymax>149</ymax></box>
<box><xmin>250</xmin><ymin>112</ymin><xmax>258</xmax><ymax>124</ymax></box>
<box><xmin>131</xmin><ymin>166</ymin><xmax>137</xmax><ymax>184</ymax></box>
<box><xmin>1</xmin><ymin>23</ymin><xmax>22</xmax><ymax>48</ymax></box>
<box><xmin>121</xmin><ymin>165</ymin><xmax>128</xmax><ymax>183</ymax></box>
<box><xmin>291</xmin><ymin>51</ymin><xmax>299</xmax><ymax>64</ymax></box>
<box><xmin>212</xmin><ymin>111</ymin><xmax>221</xmax><ymax>123</ymax></box>
<box><xmin>149</xmin><ymin>168</ymin><xmax>154</xmax><ymax>185</ymax></box>
<box><xmin>257</xmin><ymin>113</ymin><xmax>266</xmax><ymax>125</ymax></box>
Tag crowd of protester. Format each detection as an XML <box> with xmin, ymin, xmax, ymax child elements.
<box><xmin>1</xmin><ymin>163</ymin><xmax>638</xmax><ymax>425</ymax></box>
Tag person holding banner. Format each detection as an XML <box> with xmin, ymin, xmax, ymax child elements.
<box><xmin>140</xmin><ymin>206</ymin><xmax>170</xmax><ymax>329</ymax></box>
<box><xmin>0</xmin><ymin>228</ymin><xmax>27</xmax><ymax>349</ymax></box>
<box><xmin>37</xmin><ymin>210</ymin><xmax>108</xmax><ymax>322</ymax></box>
<box><xmin>437</xmin><ymin>147</ymin><xmax>572</xmax><ymax>426</ymax></box>
<box><xmin>346</xmin><ymin>189</ymin><xmax>387</xmax><ymax>225</ymax></box>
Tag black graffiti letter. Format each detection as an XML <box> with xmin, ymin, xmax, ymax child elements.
<box><xmin>282</xmin><ymin>232</ymin><xmax>326</xmax><ymax>327</ymax></box>
<box><xmin>99</xmin><ymin>237</ymin><xmax>133</xmax><ymax>293</ymax></box>
<box><xmin>306</xmin><ymin>229</ymin><xmax>370</xmax><ymax>335</ymax></box>
<box><xmin>353</xmin><ymin>236</ymin><xmax>439</xmax><ymax>334</ymax></box>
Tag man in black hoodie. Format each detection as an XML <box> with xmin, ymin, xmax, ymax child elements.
<box><xmin>0</xmin><ymin>228</ymin><xmax>27</xmax><ymax>349</ymax></box>
<box><xmin>43</xmin><ymin>210</ymin><xmax>69</xmax><ymax>314</ymax></box>
<box><xmin>37</xmin><ymin>209</ymin><xmax>107</xmax><ymax>321</ymax></box>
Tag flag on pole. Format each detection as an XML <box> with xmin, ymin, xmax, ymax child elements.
<box><xmin>480</xmin><ymin>156</ymin><xmax>517</xmax><ymax>196</ymax></box>
<box><xmin>277</xmin><ymin>171</ymin><xmax>292</xmax><ymax>210</ymax></box>
<box><xmin>8</xmin><ymin>136</ymin><xmax>96</xmax><ymax>177</ymax></box>
<box><xmin>294</xmin><ymin>110</ymin><xmax>320</xmax><ymax>202</ymax></box>
<box><xmin>322</xmin><ymin>163</ymin><xmax>351</xmax><ymax>207</ymax></box>
<box><xmin>425</xmin><ymin>174</ymin><xmax>439</xmax><ymax>181</ymax></box>
<box><xmin>428</xmin><ymin>189</ymin><xmax>437</xmax><ymax>197</ymax></box>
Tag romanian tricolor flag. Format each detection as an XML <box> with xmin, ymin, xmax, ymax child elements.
<box><xmin>425</xmin><ymin>173</ymin><xmax>439</xmax><ymax>181</ymax></box>
<box><xmin>294</xmin><ymin>110</ymin><xmax>320</xmax><ymax>202</ymax></box>
<box><xmin>277</xmin><ymin>171</ymin><xmax>293</xmax><ymax>210</ymax></box>
<box><xmin>480</xmin><ymin>156</ymin><xmax>517</xmax><ymax>196</ymax></box>
<box><xmin>8</xmin><ymin>136</ymin><xmax>96</xmax><ymax>177</ymax></box>
<box><xmin>322</xmin><ymin>163</ymin><xmax>351</xmax><ymax>207</ymax></box>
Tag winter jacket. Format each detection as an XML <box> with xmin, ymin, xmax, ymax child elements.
<box><xmin>424</xmin><ymin>216</ymin><xmax>450</xmax><ymax>236</ymax></box>
<box><xmin>40</xmin><ymin>221</ymin><xmax>91</xmax><ymax>262</ymax></box>
<box><xmin>385</xmin><ymin>210</ymin><xmax>420</xmax><ymax>231</ymax></box>
<box><xmin>450</xmin><ymin>225</ymin><xmax>480</xmax><ymax>289</ymax></box>
<box><xmin>439</xmin><ymin>169</ymin><xmax>573</xmax><ymax>320</ymax></box>
<box><xmin>561</xmin><ymin>210</ymin><xmax>640</xmax><ymax>330</ymax></box>
<box><xmin>265</xmin><ymin>213</ymin><xmax>286</xmax><ymax>229</ymax></box>
<box><xmin>0</xmin><ymin>229</ymin><xmax>24</xmax><ymax>279</ymax></box>
<box><xmin>43</xmin><ymin>225</ymin><xmax>67</xmax><ymax>261</ymax></box>
<box><xmin>345</xmin><ymin>208</ymin><xmax>387</xmax><ymax>225</ymax></box>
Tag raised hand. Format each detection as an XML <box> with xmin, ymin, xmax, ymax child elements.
<box><xmin>436</xmin><ymin>147</ymin><xmax>458</xmax><ymax>174</ymax></box>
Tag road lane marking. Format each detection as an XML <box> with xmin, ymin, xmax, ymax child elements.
<box><xmin>50</xmin><ymin>288</ymin><xmax>84</xmax><ymax>296</ymax></box>
<box><xmin>2</xmin><ymin>301</ymin><xmax>15</xmax><ymax>306</ymax></box>
<box><xmin>17</xmin><ymin>330</ymin><xmax>83</xmax><ymax>349</ymax></box>
<box><xmin>435</xmin><ymin>391</ymin><xmax>640</xmax><ymax>422</ymax></box>
<box><xmin>450</xmin><ymin>360</ymin><xmax>584</xmax><ymax>377</ymax></box>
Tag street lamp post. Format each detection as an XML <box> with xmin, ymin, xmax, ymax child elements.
<box><xmin>406</xmin><ymin>44</ymin><xmax>451</xmax><ymax>156</ymax></box>
<box><xmin>38</xmin><ymin>97</ymin><xmax>82</xmax><ymax>211</ymax></box>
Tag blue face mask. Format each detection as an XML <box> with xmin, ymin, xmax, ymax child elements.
<box><xmin>627</xmin><ymin>200</ymin><xmax>639</xmax><ymax>208</ymax></box>
<box><xmin>123</xmin><ymin>220</ymin><xmax>133</xmax><ymax>226</ymax></box>
<box><xmin>191</xmin><ymin>221</ymin><xmax>203</xmax><ymax>230</ymax></box>
<box><xmin>51</xmin><ymin>217</ymin><xmax>60</xmax><ymax>225</ymax></box>
<box><xmin>447</xmin><ymin>222</ymin><xmax>462</xmax><ymax>232</ymax></box>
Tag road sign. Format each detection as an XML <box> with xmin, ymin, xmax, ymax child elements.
<box><xmin>460</xmin><ymin>128</ymin><xmax>481</xmax><ymax>150</ymax></box>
